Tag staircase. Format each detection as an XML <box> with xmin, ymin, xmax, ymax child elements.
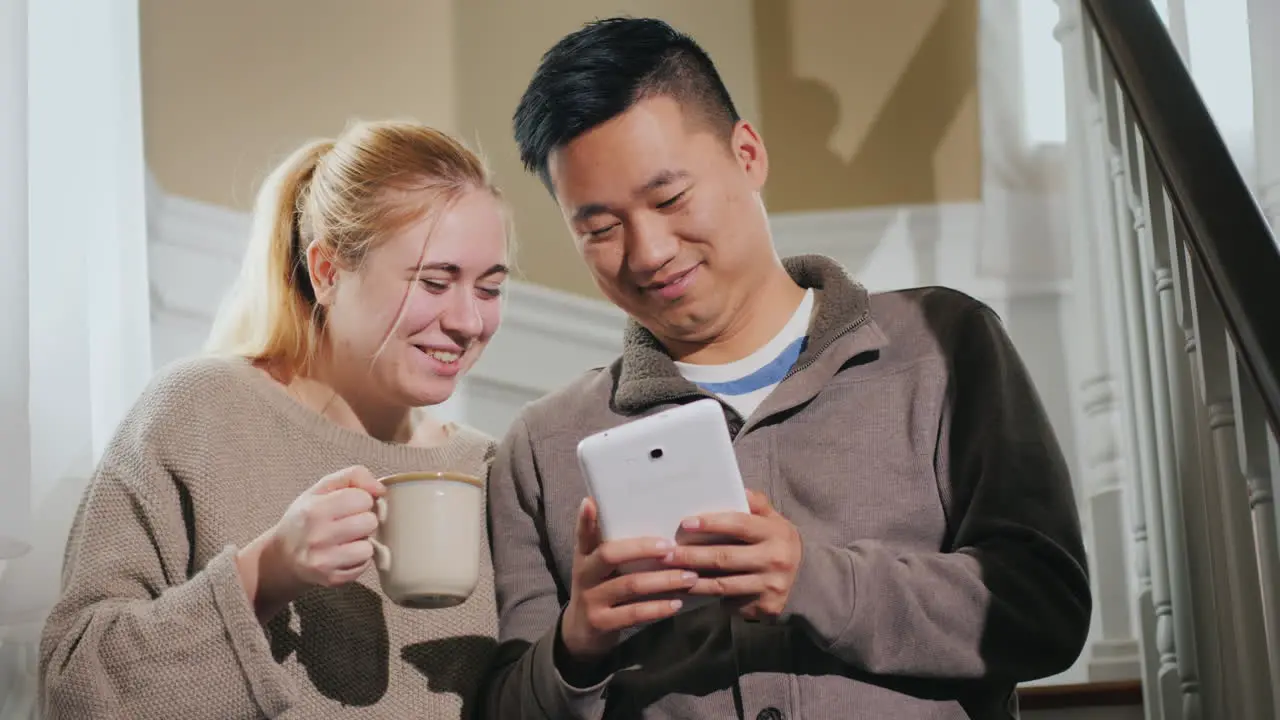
<box><xmin>1057</xmin><ymin>0</ymin><xmax>1280</xmax><ymax>718</ymax></box>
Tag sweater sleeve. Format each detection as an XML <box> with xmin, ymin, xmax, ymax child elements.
<box><xmin>38</xmin><ymin>415</ymin><xmax>295</xmax><ymax>719</ymax></box>
<box><xmin>779</xmin><ymin>304</ymin><xmax>1092</xmax><ymax>681</ymax></box>
<box><xmin>478</xmin><ymin>415</ymin><xmax>612</xmax><ymax>720</ymax></box>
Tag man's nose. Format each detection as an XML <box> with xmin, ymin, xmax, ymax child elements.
<box><xmin>624</xmin><ymin>215</ymin><xmax>679</xmax><ymax>276</ymax></box>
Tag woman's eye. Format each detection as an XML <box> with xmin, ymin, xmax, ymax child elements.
<box><xmin>478</xmin><ymin>286</ymin><xmax>503</xmax><ymax>299</ymax></box>
<box><xmin>420</xmin><ymin>279</ymin><xmax>449</xmax><ymax>291</ymax></box>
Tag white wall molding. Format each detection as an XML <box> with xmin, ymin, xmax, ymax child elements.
<box><xmin>770</xmin><ymin>200</ymin><xmax>1073</xmax><ymax>304</ymax></box>
<box><xmin>151</xmin><ymin>191</ymin><xmax>1075</xmax><ymax>371</ymax></box>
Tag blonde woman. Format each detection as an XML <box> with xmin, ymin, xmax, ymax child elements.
<box><xmin>38</xmin><ymin>120</ymin><xmax>509</xmax><ymax>719</ymax></box>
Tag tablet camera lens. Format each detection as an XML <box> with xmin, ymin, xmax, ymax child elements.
<box><xmin>649</xmin><ymin>448</ymin><xmax>663</xmax><ymax>460</ymax></box>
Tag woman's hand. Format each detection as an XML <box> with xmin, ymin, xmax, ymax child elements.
<box><xmin>236</xmin><ymin>466</ymin><xmax>386</xmax><ymax>621</ymax></box>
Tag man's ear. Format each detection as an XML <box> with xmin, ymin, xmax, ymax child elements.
<box><xmin>731</xmin><ymin>120</ymin><xmax>769</xmax><ymax>190</ymax></box>
<box><xmin>305</xmin><ymin>242</ymin><xmax>340</xmax><ymax>306</ymax></box>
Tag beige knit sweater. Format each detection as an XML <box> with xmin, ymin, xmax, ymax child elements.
<box><xmin>37</xmin><ymin>355</ymin><xmax>499</xmax><ymax>719</ymax></box>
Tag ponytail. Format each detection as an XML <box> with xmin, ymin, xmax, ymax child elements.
<box><xmin>204</xmin><ymin>138</ymin><xmax>334</xmax><ymax>374</ymax></box>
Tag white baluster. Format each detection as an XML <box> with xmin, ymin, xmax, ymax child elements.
<box><xmin>1131</xmin><ymin>133</ymin><xmax>1203</xmax><ymax>720</ymax></box>
<box><xmin>1054</xmin><ymin>0</ymin><xmax>1142</xmax><ymax>682</ymax></box>
<box><xmin>1225</xmin><ymin>345</ymin><xmax>1280</xmax><ymax>719</ymax></box>
<box><xmin>1153</xmin><ymin>186</ymin><xmax>1209</xmax><ymax>720</ymax></box>
<box><xmin>1079</xmin><ymin>23</ymin><xmax>1163</xmax><ymax>718</ymax></box>
<box><xmin>1184</xmin><ymin>254</ymin><xmax>1274</xmax><ymax>720</ymax></box>
<box><xmin>1162</xmin><ymin>220</ymin><xmax>1229</xmax><ymax>720</ymax></box>
<box><xmin>1101</xmin><ymin>77</ymin><xmax>1181</xmax><ymax>718</ymax></box>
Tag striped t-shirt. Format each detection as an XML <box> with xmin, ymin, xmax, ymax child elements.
<box><xmin>675</xmin><ymin>289</ymin><xmax>814</xmax><ymax>419</ymax></box>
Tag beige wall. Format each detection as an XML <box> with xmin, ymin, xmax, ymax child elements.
<box><xmin>140</xmin><ymin>1</ymin><xmax>978</xmax><ymax>297</ymax></box>
<box><xmin>140</xmin><ymin>0</ymin><xmax>456</xmax><ymax>211</ymax></box>
<box><xmin>755</xmin><ymin>0</ymin><xmax>981</xmax><ymax>213</ymax></box>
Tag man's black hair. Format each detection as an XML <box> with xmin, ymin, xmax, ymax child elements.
<box><xmin>513</xmin><ymin>17</ymin><xmax>741</xmax><ymax>191</ymax></box>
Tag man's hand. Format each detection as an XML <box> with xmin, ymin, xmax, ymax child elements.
<box><xmin>559</xmin><ymin>497</ymin><xmax>700</xmax><ymax>664</ymax></box>
<box><xmin>664</xmin><ymin>490</ymin><xmax>802</xmax><ymax>621</ymax></box>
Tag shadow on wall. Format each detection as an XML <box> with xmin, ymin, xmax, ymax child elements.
<box><xmin>753</xmin><ymin>0</ymin><xmax>979</xmax><ymax>216</ymax></box>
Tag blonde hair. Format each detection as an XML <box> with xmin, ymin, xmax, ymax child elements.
<box><xmin>205</xmin><ymin>120</ymin><xmax>502</xmax><ymax>376</ymax></box>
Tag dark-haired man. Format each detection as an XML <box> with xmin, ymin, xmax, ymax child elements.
<box><xmin>480</xmin><ymin>16</ymin><xmax>1090</xmax><ymax>720</ymax></box>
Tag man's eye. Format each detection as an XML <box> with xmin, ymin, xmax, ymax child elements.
<box><xmin>588</xmin><ymin>223</ymin><xmax>619</xmax><ymax>237</ymax></box>
<box><xmin>657</xmin><ymin>191</ymin><xmax>686</xmax><ymax>209</ymax></box>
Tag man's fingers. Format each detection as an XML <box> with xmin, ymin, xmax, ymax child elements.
<box><xmin>575</xmin><ymin>497</ymin><xmax>601</xmax><ymax>556</ymax></box>
<box><xmin>577</xmin><ymin>536</ymin><xmax>673</xmax><ymax>587</ymax></box>
<box><xmin>663</xmin><ymin>543</ymin><xmax>760</xmax><ymax>573</ymax></box>
<box><xmin>745</xmin><ymin>489</ymin><xmax>776</xmax><ymax>517</ymax></box>
<box><xmin>586</xmin><ymin>597</ymin><xmax>685</xmax><ymax>633</ymax></box>
<box><xmin>679</xmin><ymin>512</ymin><xmax>771</xmax><ymax>544</ymax></box>
<box><xmin>686</xmin><ymin>573</ymin><xmax>765</xmax><ymax>597</ymax></box>
<box><xmin>595</xmin><ymin>569</ymin><xmax>698</xmax><ymax>606</ymax></box>
<box><xmin>596</xmin><ymin>537</ymin><xmax>674</xmax><ymax>567</ymax></box>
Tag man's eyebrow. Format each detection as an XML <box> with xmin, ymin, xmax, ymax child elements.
<box><xmin>569</xmin><ymin>169</ymin><xmax>691</xmax><ymax>224</ymax></box>
<box><xmin>571</xmin><ymin>204</ymin><xmax>611</xmax><ymax>224</ymax></box>
<box><xmin>638</xmin><ymin>169</ymin><xmax>690</xmax><ymax>194</ymax></box>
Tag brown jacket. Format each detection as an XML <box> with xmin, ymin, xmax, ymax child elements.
<box><xmin>481</xmin><ymin>255</ymin><xmax>1090</xmax><ymax>719</ymax></box>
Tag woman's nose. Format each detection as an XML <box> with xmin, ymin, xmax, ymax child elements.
<box><xmin>440</xmin><ymin>289</ymin><xmax>484</xmax><ymax>338</ymax></box>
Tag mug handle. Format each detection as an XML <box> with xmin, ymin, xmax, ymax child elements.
<box><xmin>370</xmin><ymin>496</ymin><xmax>392</xmax><ymax>572</ymax></box>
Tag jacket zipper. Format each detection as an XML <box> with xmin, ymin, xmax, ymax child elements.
<box><xmin>781</xmin><ymin>310</ymin><xmax>871</xmax><ymax>383</ymax></box>
<box><xmin>727</xmin><ymin>310</ymin><xmax>872</xmax><ymax>442</ymax></box>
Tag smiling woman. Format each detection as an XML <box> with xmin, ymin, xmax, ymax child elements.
<box><xmin>36</xmin><ymin>120</ymin><xmax>511</xmax><ymax>720</ymax></box>
<box><xmin>207</xmin><ymin>120</ymin><xmax>510</xmax><ymax>427</ymax></box>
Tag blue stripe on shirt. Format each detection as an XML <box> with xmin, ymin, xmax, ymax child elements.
<box><xmin>692</xmin><ymin>337</ymin><xmax>808</xmax><ymax>396</ymax></box>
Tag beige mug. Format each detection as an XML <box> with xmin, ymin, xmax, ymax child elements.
<box><xmin>371</xmin><ymin>471</ymin><xmax>484</xmax><ymax>609</ymax></box>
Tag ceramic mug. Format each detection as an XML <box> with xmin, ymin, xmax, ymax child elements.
<box><xmin>371</xmin><ymin>471</ymin><xmax>484</xmax><ymax>609</ymax></box>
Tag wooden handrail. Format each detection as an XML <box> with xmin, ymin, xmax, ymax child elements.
<box><xmin>1079</xmin><ymin>0</ymin><xmax>1280</xmax><ymax>436</ymax></box>
<box><xmin>1019</xmin><ymin>679</ymin><xmax>1144</xmax><ymax>710</ymax></box>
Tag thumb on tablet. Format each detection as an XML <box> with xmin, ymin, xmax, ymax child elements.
<box><xmin>575</xmin><ymin>496</ymin><xmax>602</xmax><ymax>555</ymax></box>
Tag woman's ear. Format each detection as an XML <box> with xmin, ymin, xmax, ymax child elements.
<box><xmin>306</xmin><ymin>242</ymin><xmax>340</xmax><ymax>306</ymax></box>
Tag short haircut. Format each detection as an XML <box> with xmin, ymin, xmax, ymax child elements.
<box><xmin>513</xmin><ymin>17</ymin><xmax>742</xmax><ymax>190</ymax></box>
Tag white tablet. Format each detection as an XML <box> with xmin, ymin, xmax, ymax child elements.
<box><xmin>576</xmin><ymin>398</ymin><xmax>751</xmax><ymax>577</ymax></box>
